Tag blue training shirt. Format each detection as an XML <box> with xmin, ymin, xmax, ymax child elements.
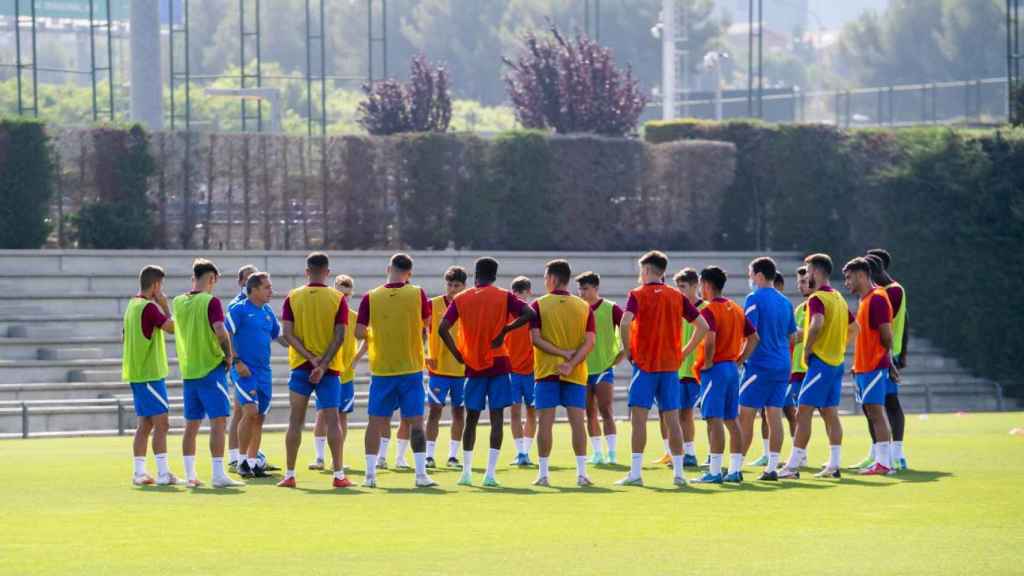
<box><xmin>230</xmin><ymin>290</ymin><xmax>247</xmax><ymax>308</ymax></box>
<box><xmin>226</xmin><ymin>299</ymin><xmax>280</xmax><ymax>376</ymax></box>
<box><xmin>743</xmin><ymin>286</ymin><xmax>796</xmax><ymax>372</ymax></box>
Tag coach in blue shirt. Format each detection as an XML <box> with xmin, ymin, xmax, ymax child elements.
<box><xmin>737</xmin><ymin>257</ymin><xmax>797</xmax><ymax>479</ymax></box>
<box><xmin>226</xmin><ymin>271</ymin><xmax>284</xmax><ymax>477</ymax></box>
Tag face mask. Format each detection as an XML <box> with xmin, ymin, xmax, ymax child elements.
<box><xmin>748</xmin><ymin>278</ymin><xmax>756</xmax><ymax>291</ymax></box>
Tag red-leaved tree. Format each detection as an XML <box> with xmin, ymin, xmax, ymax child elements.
<box><xmin>503</xmin><ymin>24</ymin><xmax>647</xmax><ymax>137</ymax></box>
<box><xmin>358</xmin><ymin>55</ymin><xmax>452</xmax><ymax>135</ymax></box>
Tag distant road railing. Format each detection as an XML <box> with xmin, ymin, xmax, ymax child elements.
<box><xmin>652</xmin><ymin>77</ymin><xmax>1010</xmax><ymax>127</ymax></box>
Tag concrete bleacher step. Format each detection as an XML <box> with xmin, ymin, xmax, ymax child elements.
<box><xmin>36</xmin><ymin>347</ymin><xmax>105</xmax><ymax>361</ymax></box>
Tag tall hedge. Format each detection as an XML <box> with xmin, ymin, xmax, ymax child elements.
<box><xmin>0</xmin><ymin>117</ymin><xmax>54</xmax><ymax>248</ymax></box>
<box><xmin>646</xmin><ymin>118</ymin><xmax>1024</xmax><ymax>395</ymax></box>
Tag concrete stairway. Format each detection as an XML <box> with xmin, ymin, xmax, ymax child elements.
<box><xmin>0</xmin><ymin>250</ymin><xmax>1009</xmax><ymax>437</ymax></box>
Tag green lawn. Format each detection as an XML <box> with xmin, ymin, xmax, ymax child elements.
<box><xmin>2</xmin><ymin>412</ymin><xmax>1023</xmax><ymax>575</ymax></box>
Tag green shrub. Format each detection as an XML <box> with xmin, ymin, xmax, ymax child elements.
<box><xmin>75</xmin><ymin>125</ymin><xmax>157</xmax><ymax>248</ymax></box>
<box><xmin>0</xmin><ymin>117</ymin><xmax>54</xmax><ymax>248</ymax></box>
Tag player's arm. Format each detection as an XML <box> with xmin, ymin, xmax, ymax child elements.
<box><xmin>618</xmin><ymin>310</ymin><xmax>634</xmax><ymax>363</ymax></box>
<box><xmin>213</xmin><ymin>320</ymin><xmax>234</xmax><ymax>371</ymax></box>
<box><xmin>897</xmin><ymin>311</ymin><xmax>909</xmax><ymax>369</ymax></box>
<box><xmin>311</xmin><ymin>323</ymin><xmax>346</xmax><ymax>384</ymax></box>
<box><xmin>680</xmin><ymin>314</ymin><xmax>710</xmax><ymax>360</ymax></box>
<box><xmin>737</xmin><ymin>331</ymin><xmax>760</xmax><ymax>366</ymax></box>
<box><xmin>846</xmin><ymin>317</ymin><xmax>859</xmax><ymax>346</ymax></box>
<box><xmin>492</xmin><ymin>305</ymin><xmax>536</xmax><ymax>349</ymax></box>
<box><xmin>283</xmin><ymin>320</ymin><xmax>319</xmax><ymax>366</ymax></box>
<box><xmin>530</xmin><ymin>328</ymin><xmax>574</xmax><ymax>360</ymax></box>
<box><xmin>154</xmin><ymin>292</ymin><xmax>175</xmax><ymax>334</ymax></box>
<box><xmin>559</xmin><ymin>332</ymin><xmax>595</xmax><ymax>376</ymax></box>
<box><xmin>802</xmin><ymin>312</ymin><xmax>824</xmax><ymax>365</ymax></box>
<box><xmin>701</xmin><ymin>330</ymin><xmax>717</xmax><ymax>370</ymax></box>
<box><xmin>438</xmin><ymin>318</ymin><xmax>466</xmax><ymax>365</ymax></box>
<box><xmin>353</xmin><ymin>338</ymin><xmax>369</xmax><ymax>364</ymax></box>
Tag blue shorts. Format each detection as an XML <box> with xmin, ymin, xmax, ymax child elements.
<box><xmin>886</xmin><ymin>376</ymin><xmax>899</xmax><ymax>396</ymax></box>
<box><xmin>535</xmin><ymin>380</ymin><xmax>587</xmax><ymax>409</ymax></box>
<box><xmin>510</xmin><ymin>372</ymin><xmax>535</xmax><ymax>406</ymax></box>
<box><xmin>786</xmin><ymin>374</ymin><xmax>804</xmax><ymax>407</ymax></box>
<box><xmin>340</xmin><ymin>380</ymin><xmax>355</xmax><ymax>414</ymax></box>
<box><xmin>235</xmin><ymin>372</ymin><xmax>272</xmax><ymax>416</ymax></box>
<box><xmin>368</xmin><ymin>372</ymin><xmax>425</xmax><ymax>418</ymax></box>
<box><xmin>797</xmin><ymin>356</ymin><xmax>844</xmax><ymax>408</ymax></box>
<box><xmin>289</xmin><ymin>369</ymin><xmax>342</xmax><ymax>411</ymax></box>
<box><xmin>464</xmin><ymin>373</ymin><xmax>513</xmax><ymax>412</ymax></box>
<box><xmin>426</xmin><ymin>374</ymin><xmax>465</xmax><ymax>407</ymax></box>
<box><xmin>183</xmin><ymin>368</ymin><xmax>232</xmax><ymax>421</ymax></box>
<box><xmin>587</xmin><ymin>368</ymin><xmax>615</xmax><ymax>393</ymax></box>
<box><xmin>855</xmin><ymin>369</ymin><xmax>890</xmax><ymax>405</ymax></box>
<box><xmin>739</xmin><ymin>365</ymin><xmax>790</xmax><ymax>410</ymax></box>
<box><xmin>698</xmin><ymin>362</ymin><xmax>740</xmax><ymax>420</ymax></box>
<box><xmin>628</xmin><ymin>366</ymin><xmax>681</xmax><ymax>411</ymax></box>
<box><xmin>130</xmin><ymin>380</ymin><xmax>170</xmax><ymax>417</ymax></box>
<box><xmin>680</xmin><ymin>378</ymin><xmax>700</xmax><ymax>410</ymax></box>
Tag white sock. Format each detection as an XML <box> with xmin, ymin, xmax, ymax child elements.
<box><xmin>709</xmin><ymin>453</ymin><xmax>723</xmax><ymax>476</ymax></box>
<box><xmin>228</xmin><ymin>448</ymin><xmax>240</xmax><ymax>463</ymax></box>
<box><xmin>314</xmin><ymin>436</ymin><xmax>326</xmax><ymax>461</ymax></box>
<box><xmin>463</xmin><ymin>450</ymin><xmax>474</xmax><ymax>473</ymax></box>
<box><xmin>630</xmin><ymin>453</ymin><xmax>643</xmax><ymax>479</ymax></box>
<box><xmin>414</xmin><ymin>451</ymin><xmax>426</xmax><ymax>476</ymax></box>
<box><xmin>683</xmin><ymin>441</ymin><xmax>696</xmax><ymax>456</ymax></box>
<box><xmin>539</xmin><ymin>456</ymin><xmax>550</xmax><ymax>477</ymax></box>
<box><xmin>785</xmin><ymin>447</ymin><xmax>806</xmax><ymax>470</ymax></box>
<box><xmin>334</xmin><ymin>469</ymin><xmax>345</xmax><ymax>480</ymax></box>
<box><xmin>762</xmin><ymin>438</ymin><xmax>770</xmax><ymax>455</ymax></box>
<box><xmin>514</xmin><ymin>437</ymin><xmax>525</xmax><ymax>453</ymax></box>
<box><xmin>396</xmin><ymin>439</ymin><xmax>409</xmax><ymax>463</ymax></box>
<box><xmin>212</xmin><ymin>457</ymin><xmax>225</xmax><ymax>479</ymax></box>
<box><xmin>606</xmin><ymin>434</ymin><xmax>617</xmax><ymax>453</ymax></box>
<box><xmin>868</xmin><ymin>443</ymin><xmax>876</xmax><ymax>461</ymax></box>
<box><xmin>876</xmin><ymin>441</ymin><xmax>891</xmax><ymax>468</ymax></box>
<box><xmin>246</xmin><ymin>457</ymin><xmax>258</xmax><ymax>470</ymax></box>
<box><xmin>672</xmin><ymin>455</ymin><xmax>683</xmax><ymax>478</ymax></box>
<box><xmin>449</xmin><ymin>440</ymin><xmax>461</xmax><ymax>460</ymax></box>
<box><xmin>663</xmin><ymin>438</ymin><xmax>671</xmax><ymax>453</ymax></box>
<box><xmin>155</xmin><ymin>453</ymin><xmax>169</xmax><ymax>476</ymax></box>
<box><xmin>133</xmin><ymin>456</ymin><xmax>146</xmax><ymax>476</ymax></box>
<box><xmin>893</xmin><ymin>441</ymin><xmax>904</xmax><ymax>460</ymax></box>
<box><xmin>524</xmin><ymin>437</ymin><xmax>534</xmax><ymax>455</ymax></box>
<box><xmin>364</xmin><ymin>455</ymin><xmax>377</xmax><ymax>479</ymax></box>
<box><xmin>590</xmin><ymin>436</ymin><xmax>603</xmax><ymax>455</ymax></box>
<box><xmin>729</xmin><ymin>453</ymin><xmax>743</xmax><ymax>473</ymax></box>
<box><xmin>183</xmin><ymin>455</ymin><xmax>197</xmax><ymax>480</ymax></box>
<box><xmin>767</xmin><ymin>452</ymin><xmax>779</xmax><ymax>470</ymax></box>
<box><xmin>284</xmin><ymin>468</ymin><xmax>295</xmax><ymax>480</ymax></box>
<box><xmin>426</xmin><ymin>441</ymin><xmax>436</xmax><ymax>459</ymax></box>
<box><xmin>377</xmin><ymin>438</ymin><xmax>390</xmax><ymax>460</ymax></box>
<box><xmin>486</xmin><ymin>448</ymin><xmax>500</xmax><ymax>478</ymax></box>
<box><xmin>576</xmin><ymin>455</ymin><xmax>587</xmax><ymax>477</ymax></box>
<box><xmin>829</xmin><ymin>445</ymin><xmax>842</xmax><ymax>469</ymax></box>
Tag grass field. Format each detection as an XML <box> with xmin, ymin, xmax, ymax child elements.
<box><xmin>2</xmin><ymin>412</ymin><xmax>1023</xmax><ymax>575</ymax></box>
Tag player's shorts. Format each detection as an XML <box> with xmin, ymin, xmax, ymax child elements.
<box><xmin>289</xmin><ymin>369</ymin><xmax>342</xmax><ymax>411</ymax></box>
<box><xmin>339</xmin><ymin>380</ymin><xmax>355</xmax><ymax>414</ymax></box>
<box><xmin>628</xmin><ymin>366</ymin><xmax>680</xmax><ymax>411</ymax></box>
<box><xmin>130</xmin><ymin>380</ymin><xmax>169</xmax><ymax>417</ymax></box>
<box><xmin>464</xmin><ymin>373</ymin><xmax>513</xmax><ymax>412</ymax></box>
<box><xmin>510</xmin><ymin>372</ymin><xmax>535</xmax><ymax>406</ymax></box>
<box><xmin>426</xmin><ymin>374</ymin><xmax>465</xmax><ymax>408</ymax></box>
<box><xmin>786</xmin><ymin>373</ymin><xmax>805</xmax><ymax>407</ymax></box>
<box><xmin>855</xmin><ymin>368</ymin><xmax>890</xmax><ymax>406</ymax></box>
<box><xmin>183</xmin><ymin>367</ymin><xmax>232</xmax><ymax>421</ymax></box>
<box><xmin>679</xmin><ymin>377</ymin><xmax>701</xmax><ymax>410</ymax></box>
<box><xmin>534</xmin><ymin>379</ymin><xmax>587</xmax><ymax>409</ymax></box>
<box><xmin>234</xmin><ymin>371</ymin><xmax>272</xmax><ymax>415</ymax></box>
<box><xmin>368</xmin><ymin>372</ymin><xmax>425</xmax><ymax>418</ymax></box>
<box><xmin>698</xmin><ymin>361</ymin><xmax>740</xmax><ymax>420</ymax></box>
<box><xmin>797</xmin><ymin>356</ymin><xmax>844</xmax><ymax>408</ymax></box>
<box><xmin>739</xmin><ymin>364</ymin><xmax>790</xmax><ymax>410</ymax></box>
<box><xmin>586</xmin><ymin>368</ymin><xmax>615</xmax><ymax>392</ymax></box>
<box><xmin>886</xmin><ymin>374</ymin><xmax>899</xmax><ymax>396</ymax></box>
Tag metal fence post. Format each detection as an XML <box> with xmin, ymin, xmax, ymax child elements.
<box><xmin>835</xmin><ymin>91</ymin><xmax>841</xmax><ymax>126</ymax></box>
<box><xmin>845</xmin><ymin>90</ymin><xmax>852</xmax><ymax>128</ymax></box>
<box><xmin>924</xmin><ymin>384</ymin><xmax>933</xmax><ymax>413</ymax></box>
<box><xmin>21</xmin><ymin>402</ymin><xmax>29</xmax><ymax>439</ymax></box>
<box><xmin>117</xmin><ymin>399</ymin><xmax>125</xmax><ymax>436</ymax></box>
<box><xmin>888</xmin><ymin>85</ymin><xmax>895</xmax><ymax>125</ymax></box>
<box><xmin>994</xmin><ymin>382</ymin><xmax>1005</xmax><ymax>412</ymax></box>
